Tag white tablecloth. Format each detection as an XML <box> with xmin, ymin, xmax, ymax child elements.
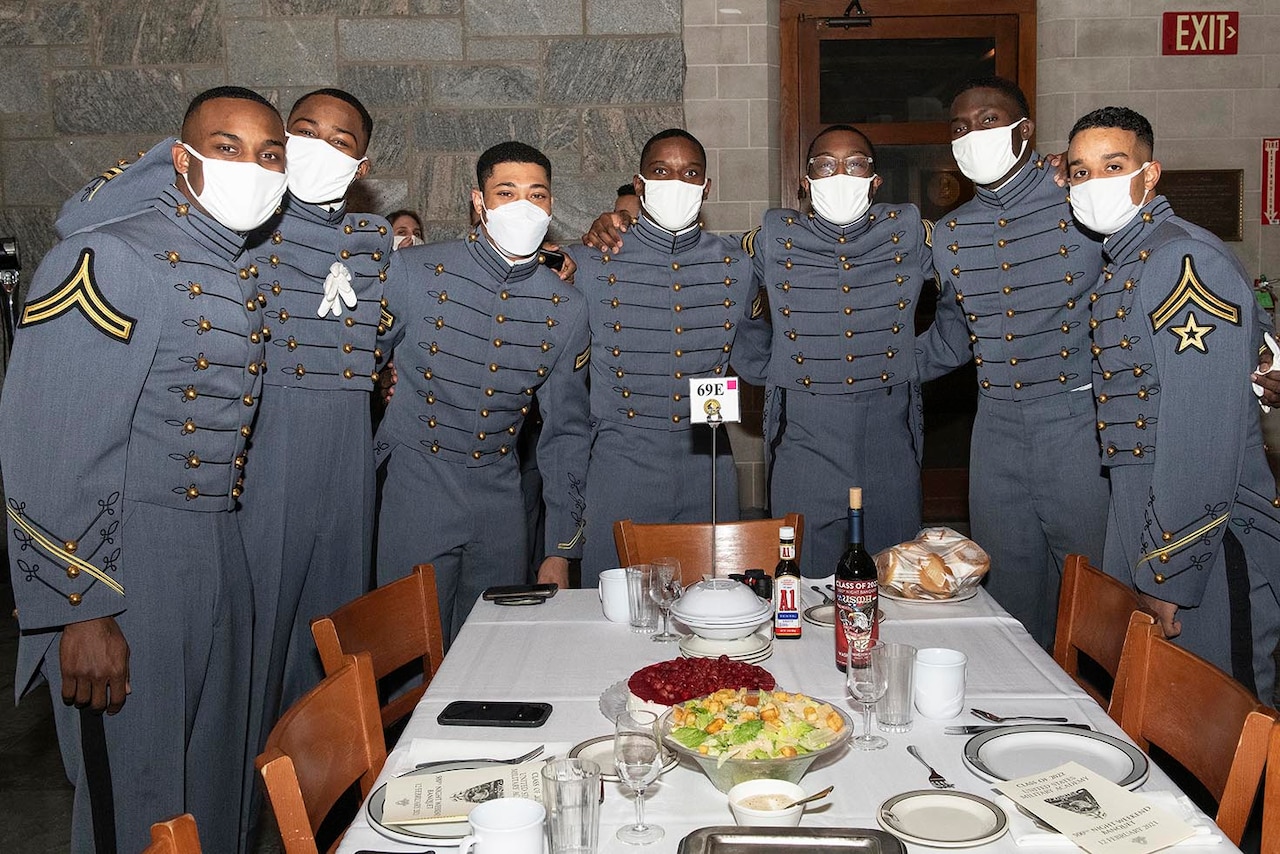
<box><xmin>336</xmin><ymin>581</ymin><xmax>1236</xmax><ymax>853</ymax></box>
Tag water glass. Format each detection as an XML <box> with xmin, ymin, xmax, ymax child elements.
<box><xmin>625</xmin><ymin>564</ymin><xmax>658</xmax><ymax>633</ymax></box>
<box><xmin>845</xmin><ymin>639</ymin><xmax>888</xmax><ymax>750</ymax></box>
<box><xmin>541</xmin><ymin>758</ymin><xmax>602</xmax><ymax>854</ymax></box>
<box><xmin>614</xmin><ymin>709</ymin><xmax>664</xmax><ymax>844</ymax></box>
<box><xmin>876</xmin><ymin>643</ymin><xmax>917</xmax><ymax>733</ymax></box>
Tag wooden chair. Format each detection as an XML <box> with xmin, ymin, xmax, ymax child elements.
<box><xmin>142</xmin><ymin>814</ymin><xmax>202</xmax><ymax>854</ymax></box>
<box><xmin>256</xmin><ymin>652</ymin><xmax>387</xmax><ymax>854</ymax></box>
<box><xmin>310</xmin><ymin>563</ymin><xmax>445</xmax><ymax>732</ymax></box>
<box><xmin>1052</xmin><ymin>553</ymin><xmax>1157</xmax><ymax>708</ymax></box>
<box><xmin>613</xmin><ymin>514</ymin><xmax>805</xmax><ymax>585</ymax></box>
<box><xmin>1261</xmin><ymin>719</ymin><xmax>1280</xmax><ymax>851</ymax></box>
<box><xmin>1110</xmin><ymin>616</ymin><xmax>1277</xmax><ymax>845</ymax></box>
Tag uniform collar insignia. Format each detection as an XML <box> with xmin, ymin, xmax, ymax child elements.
<box><xmin>974</xmin><ymin>154</ymin><xmax>1042</xmax><ymax>210</ymax></box>
<box><xmin>154</xmin><ymin>186</ymin><xmax>251</xmax><ymax>262</ymax></box>
<box><xmin>632</xmin><ymin>215</ymin><xmax>702</xmax><ymax>255</ymax></box>
<box><xmin>1103</xmin><ymin>196</ymin><xmax>1172</xmax><ymax>264</ymax></box>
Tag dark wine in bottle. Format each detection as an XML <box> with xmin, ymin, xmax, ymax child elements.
<box><xmin>772</xmin><ymin>525</ymin><xmax>801</xmax><ymax>639</ymax></box>
<box><xmin>834</xmin><ymin>487</ymin><xmax>878</xmax><ymax>671</ymax></box>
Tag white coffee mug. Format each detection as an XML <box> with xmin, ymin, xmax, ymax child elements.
<box><xmin>914</xmin><ymin>647</ymin><xmax>967</xmax><ymax>719</ymax></box>
<box><xmin>458</xmin><ymin>797</ymin><xmax>546</xmax><ymax>854</ymax></box>
<box><xmin>598</xmin><ymin>567</ymin><xmax>630</xmax><ymax>623</ymax></box>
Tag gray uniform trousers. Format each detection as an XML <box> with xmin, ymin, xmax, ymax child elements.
<box><xmin>969</xmin><ymin>391</ymin><xmax>1110</xmax><ymax>648</ymax></box>
<box><xmin>45</xmin><ymin>504</ymin><xmax>253</xmax><ymax>854</ymax></box>
<box><xmin>583</xmin><ymin>422</ymin><xmax>740</xmax><ymax>583</ymax></box>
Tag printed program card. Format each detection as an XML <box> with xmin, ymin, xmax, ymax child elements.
<box><xmin>382</xmin><ymin>760</ymin><xmax>546</xmax><ymax>826</ymax></box>
<box><xmin>994</xmin><ymin>761</ymin><xmax>1194</xmax><ymax>853</ymax></box>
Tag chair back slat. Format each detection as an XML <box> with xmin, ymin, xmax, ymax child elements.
<box><xmin>613</xmin><ymin>514</ymin><xmax>804</xmax><ymax>584</ymax></box>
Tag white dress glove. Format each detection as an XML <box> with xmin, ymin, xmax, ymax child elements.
<box><xmin>317</xmin><ymin>261</ymin><xmax>357</xmax><ymax>318</ymax></box>
<box><xmin>1252</xmin><ymin>331</ymin><xmax>1280</xmax><ymax>413</ymax></box>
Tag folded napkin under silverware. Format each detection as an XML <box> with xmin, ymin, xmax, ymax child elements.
<box><xmin>944</xmin><ymin>723</ymin><xmax>1093</xmax><ymax>735</ymax></box>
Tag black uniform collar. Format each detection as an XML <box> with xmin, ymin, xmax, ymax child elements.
<box><xmin>283</xmin><ymin>192</ymin><xmax>347</xmax><ymax>226</ymax></box>
<box><xmin>631</xmin><ymin>214</ymin><xmax>702</xmax><ymax>254</ymax></box>
<box><xmin>154</xmin><ymin>186</ymin><xmax>251</xmax><ymax>262</ymax></box>
<box><xmin>805</xmin><ymin>208</ymin><xmax>872</xmax><ymax>243</ymax></box>
<box><xmin>466</xmin><ymin>228</ymin><xmax>542</xmax><ymax>282</ymax></box>
<box><xmin>974</xmin><ymin>154</ymin><xmax>1049</xmax><ymax>209</ymax></box>
<box><xmin>1102</xmin><ymin>196</ymin><xmax>1173</xmax><ymax>264</ymax></box>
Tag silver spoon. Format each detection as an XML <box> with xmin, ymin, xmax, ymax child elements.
<box><xmin>783</xmin><ymin>785</ymin><xmax>834</xmax><ymax>810</ymax></box>
<box><xmin>971</xmin><ymin>708</ymin><xmax>1069</xmax><ymax>724</ymax></box>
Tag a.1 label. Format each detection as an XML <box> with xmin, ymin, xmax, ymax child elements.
<box><xmin>688</xmin><ymin>376</ymin><xmax>741</xmax><ymax>424</ymax></box>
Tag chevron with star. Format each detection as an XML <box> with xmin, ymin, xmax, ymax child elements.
<box><xmin>1169</xmin><ymin>310</ymin><xmax>1215</xmax><ymax>354</ymax></box>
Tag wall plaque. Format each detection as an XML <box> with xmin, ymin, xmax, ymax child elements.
<box><xmin>1158</xmin><ymin>169</ymin><xmax>1243</xmax><ymax>241</ymax></box>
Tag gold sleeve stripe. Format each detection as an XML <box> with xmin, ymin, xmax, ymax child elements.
<box><xmin>741</xmin><ymin>227</ymin><xmax>760</xmax><ymax>258</ymax></box>
<box><xmin>6</xmin><ymin>506</ymin><xmax>125</xmax><ymax>596</ymax></box>
<box><xmin>20</xmin><ymin>248</ymin><xmax>136</xmax><ymax>343</ymax></box>
<box><xmin>1136</xmin><ymin>512</ymin><xmax>1228</xmax><ymax>569</ymax></box>
<box><xmin>557</xmin><ymin>524</ymin><xmax>584</xmax><ymax>551</ymax></box>
<box><xmin>573</xmin><ymin>341</ymin><xmax>590</xmax><ymax>371</ymax></box>
<box><xmin>380</xmin><ymin>308</ymin><xmax>395</xmax><ymax>330</ymax></box>
<box><xmin>922</xmin><ymin>219</ymin><xmax>935</xmax><ymax>248</ymax></box>
<box><xmin>750</xmin><ymin>288</ymin><xmax>765</xmax><ymax>320</ymax></box>
<box><xmin>1149</xmin><ymin>254</ymin><xmax>1241</xmax><ymax>331</ymax></box>
<box><xmin>83</xmin><ymin>167</ymin><xmax>126</xmax><ymax>202</ymax></box>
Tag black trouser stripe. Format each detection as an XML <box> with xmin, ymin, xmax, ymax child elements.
<box><xmin>766</xmin><ymin>388</ymin><xmax>788</xmax><ymax>514</ymax></box>
<box><xmin>1222</xmin><ymin>528</ymin><xmax>1257</xmax><ymax>696</ymax></box>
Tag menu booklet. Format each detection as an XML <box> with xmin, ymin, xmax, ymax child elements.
<box><xmin>994</xmin><ymin>761</ymin><xmax>1195</xmax><ymax>853</ymax></box>
<box><xmin>381</xmin><ymin>760</ymin><xmax>546</xmax><ymax>826</ymax></box>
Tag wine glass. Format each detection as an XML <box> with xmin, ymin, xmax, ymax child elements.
<box><xmin>649</xmin><ymin>557</ymin><xmax>682</xmax><ymax>642</ymax></box>
<box><xmin>845</xmin><ymin>639</ymin><xmax>888</xmax><ymax>750</ymax></box>
<box><xmin>613</xmin><ymin>709</ymin><xmax>664</xmax><ymax>844</ymax></box>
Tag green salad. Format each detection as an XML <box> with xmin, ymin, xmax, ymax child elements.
<box><xmin>667</xmin><ymin>688</ymin><xmax>846</xmax><ymax>765</ymax></box>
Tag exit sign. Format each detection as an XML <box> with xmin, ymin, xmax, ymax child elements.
<box><xmin>1162</xmin><ymin>11</ymin><xmax>1240</xmax><ymax>55</ymax></box>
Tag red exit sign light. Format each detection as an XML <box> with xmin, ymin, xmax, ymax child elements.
<box><xmin>1163</xmin><ymin>11</ymin><xmax>1239</xmax><ymax>55</ymax></box>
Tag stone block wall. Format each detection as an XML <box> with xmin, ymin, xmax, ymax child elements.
<box><xmin>0</xmin><ymin>0</ymin><xmax>687</xmax><ymax>284</ymax></box>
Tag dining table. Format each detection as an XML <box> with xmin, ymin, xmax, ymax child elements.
<box><xmin>336</xmin><ymin>580</ymin><xmax>1240</xmax><ymax>853</ymax></box>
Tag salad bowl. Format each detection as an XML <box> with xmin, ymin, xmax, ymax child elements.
<box><xmin>657</xmin><ymin>688</ymin><xmax>853</xmax><ymax>792</ymax></box>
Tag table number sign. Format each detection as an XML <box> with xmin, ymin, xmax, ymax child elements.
<box><xmin>689</xmin><ymin>377</ymin><xmax>741</xmax><ymax>424</ymax></box>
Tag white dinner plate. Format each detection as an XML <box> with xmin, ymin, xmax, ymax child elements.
<box><xmin>679</xmin><ymin>632</ymin><xmax>771</xmax><ymax>660</ymax></box>
<box><xmin>568</xmin><ymin>735</ymin><xmax>679</xmax><ymax>782</ymax></box>
<box><xmin>880</xmin><ymin>585</ymin><xmax>979</xmax><ymax>604</ymax></box>
<box><xmin>877</xmin><ymin>789</ymin><xmax>1008</xmax><ymax>848</ymax></box>
<box><xmin>801</xmin><ymin>604</ymin><xmax>886</xmax><ymax>627</ymax></box>
<box><xmin>963</xmin><ymin>725</ymin><xmax>1149</xmax><ymax>789</ymax></box>
<box><xmin>367</xmin><ymin>759</ymin><xmax>505</xmax><ymax>843</ymax></box>
<box><xmin>670</xmin><ymin>603</ymin><xmax>773</xmax><ymax>626</ymax></box>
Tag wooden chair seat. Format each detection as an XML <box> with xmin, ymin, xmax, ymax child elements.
<box><xmin>256</xmin><ymin>652</ymin><xmax>387</xmax><ymax>854</ymax></box>
<box><xmin>142</xmin><ymin>814</ymin><xmax>202</xmax><ymax>854</ymax></box>
<box><xmin>613</xmin><ymin>514</ymin><xmax>804</xmax><ymax>584</ymax></box>
<box><xmin>1052</xmin><ymin>553</ymin><xmax>1156</xmax><ymax>708</ymax></box>
<box><xmin>1110</xmin><ymin>615</ymin><xmax>1277</xmax><ymax>844</ymax></box>
<box><xmin>311</xmin><ymin>563</ymin><xmax>445</xmax><ymax>732</ymax></box>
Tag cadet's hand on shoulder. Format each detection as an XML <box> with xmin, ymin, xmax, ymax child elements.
<box><xmin>61</xmin><ymin>616</ymin><xmax>130</xmax><ymax>714</ymax></box>
<box><xmin>536</xmin><ymin>556</ymin><xmax>570</xmax><ymax>590</ymax></box>
<box><xmin>581</xmin><ymin>211</ymin><xmax>631</xmax><ymax>253</ymax></box>
<box><xmin>1136</xmin><ymin>592</ymin><xmax>1181</xmax><ymax>639</ymax></box>
<box><xmin>1046</xmin><ymin>152</ymin><xmax>1068</xmax><ymax>188</ymax></box>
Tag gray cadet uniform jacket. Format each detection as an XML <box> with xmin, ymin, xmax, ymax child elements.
<box><xmin>376</xmin><ymin>233</ymin><xmax>590</xmax><ymax>639</ymax></box>
<box><xmin>576</xmin><ymin>216</ymin><xmax>753</xmax><ymax>583</ymax></box>
<box><xmin>733</xmin><ymin>205</ymin><xmax>930</xmax><ymax>576</ymax></box>
<box><xmin>1</xmin><ymin>189</ymin><xmax>265</xmax><ymax>853</ymax></box>
<box><xmin>1092</xmin><ymin>196</ymin><xmax>1280</xmax><ymax>700</ymax></box>
<box><xmin>915</xmin><ymin>155</ymin><xmax>1109</xmax><ymax>649</ymax></box>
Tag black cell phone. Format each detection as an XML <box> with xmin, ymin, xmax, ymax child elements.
<box><xmin>483</xmin><ymin>582</ymin><xmax>558</xmax><ymax>601</ymax></box>
<box><xmin>437</xmin><ymin>700</ymin><xmax>553</xmax><ymax>728</ymax></box>
<box><xmin>539</xmin><ymin>249</ymin><xmax>566</xmax><ymax>271</ymax></box>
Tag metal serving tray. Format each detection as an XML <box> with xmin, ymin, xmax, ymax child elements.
<box><xmin>677</xmin><ymin>826</ymin><xmax>906</xmax><ymax>853</ymax></box>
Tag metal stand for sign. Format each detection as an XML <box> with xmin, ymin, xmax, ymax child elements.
<box><xmin>706</xmin><ymin>399</ymin><xmax>723</xmax><ymax>575</ymax></box>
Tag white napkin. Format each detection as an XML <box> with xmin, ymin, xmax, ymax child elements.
<box><xmin>1252</xmin><ymin>331</ymin><xmax>1280</xmax><ymax>413</ymax></box>
<box><xmin>389</xmin><ymin>738</ymin><xmax>573</xmax><ymax>777</ymax></box>
<box><xmin>317</xmin><ymin>260</ymin><xmax>358</xmax><ymax>317</ymax></box>
<box><xmin>1005</xmin><ymin>790</ymin><xmax>1224</xmax><ymax>847</ymax></box>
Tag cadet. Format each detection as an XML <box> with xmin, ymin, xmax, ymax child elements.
<box><xmin>734</xmin><ymin>125</ymin><xmax>931</xmax><ymax>575</ymax></box>
<box><xmin>377</xmin><ymin>141</ymin><xmax>589</xmax><ymax>639</ymax></box>
<box><xmin>0</xmin><ymin>86</ymin><xmax>284</xmax><ymax>853</ymax></box>
<box><xmin>575</xmin><ymin>129</ymin><xmax>751</xmax><ymax>583</ymax></box>
<box><xmin>914</xmin><ymin>77</ymin><xmax>1108</xmax><ymax>649</ymax></box>
<box><xmin>1068</xmin><ymin>106</ymin><xmax>1280</xmax><ymax>699</ymax></box>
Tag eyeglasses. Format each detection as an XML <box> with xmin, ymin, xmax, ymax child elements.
<box><xmin>808</xmin><ymin>155</ymin><xmax>874</xmax><ymax>179</ymax></box>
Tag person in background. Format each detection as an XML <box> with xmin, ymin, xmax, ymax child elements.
<box><xmin>913</xmin><ymin>77</ymin><xmax>1108</xmax><ymax>649</ymax></box>
<box><xmin>389</xmin><ymin>208</ymin><xmax>424</xmax><ymax>249</ymax></box>
<box><xmin>614</xmin><ymin>182</ymin><xmax>641</xmax><ymax>222</ymax></box>
<box><xmin>1</xmin><ymin>86</ymin><xmax>284</xmax><ymax>854</ymax></box>
<box><xmin>376</xmin><ymin>141</ymin><xmax>589</xmax><ymax>639</ymax></box>
<box><xmin>574</xmin><ymin>129</ymin><xmax>751</xmax><ymax>584</ymax></box>
<box><xmin>1068</xmin><ymin>105</ymin><xmax>1280</xmax><ymax>700</ymax></box>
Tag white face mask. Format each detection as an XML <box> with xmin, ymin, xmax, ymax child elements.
<box><xmin>285</xmin><ymin>133</ymin><xmax>366</xmax><ymax>204</ymax></box>
<box><xmin>392</xmin><ymin>234</ymin><xmax>425</xmax><ymax>250</ymax></box>
<box><xmin>482</xmin><ymin>199</ymin><xmax>552</xmax><ymax>259</ymax></box>
<box><xmin>1069</xmin><ymin>163</ymin><xmax>1151</xmax><ymax>236</ymax></box>
<box><xmin>807</xmin><ymin>174</ymin><xmax>875</xmax><ymax>226</ymax></box>
<box><xmin>179</xmin><ymin>143</ymin><xmax>287</xmax><ymax>232</ymax></box>
<box><xmin>951</xmin><ymin>118</ymin><xmax>1028</xmax><ymax>186</ymax></box>
<box><xmin>639</xmin><ymin>176</ymin><xmax>705</xmax><ymax>232</ymax></box>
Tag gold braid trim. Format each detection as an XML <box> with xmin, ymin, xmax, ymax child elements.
<box><xmin>1136</xmin><ymin>512</ymin><xmax>1228</xmax><ymax>570</ymax></box>
<box><xmin>7</xmin><ymin>505</ymin><xmax>125</xmax><ymax>596</ymax></box>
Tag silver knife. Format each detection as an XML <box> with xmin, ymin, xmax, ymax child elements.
<box><xmin>944</xmin><ymin>723</ymin><xmax>1093</xmax><ymax>734</ymax></box>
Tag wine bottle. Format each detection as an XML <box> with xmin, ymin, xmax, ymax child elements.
<box><xmin>772</xmin><ymin>525</ymin><xmax>801</xmax><ymax>639</ymax></box>
<box><xmin>834</xmin><ymin>487</ymin><xmax>878</xmax><ymax>671</ymax></box>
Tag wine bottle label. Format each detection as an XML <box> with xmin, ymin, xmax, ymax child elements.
<box><xmin>773</xmin><ymin>577</ymin><xmax>801</xmax><ymax>638</ymax></box>
<box><xmin>834</xmin><ymin>577</ymin><xmax>878</xmax><ymax>667</ymax></box>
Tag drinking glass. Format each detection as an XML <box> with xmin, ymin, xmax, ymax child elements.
<box><xmin>649</xmin><ymin>558</ymin><xmax>682</xmax><ymax>642</ymax></box>
<box><xmin>613</xmin><ymin>710</ymin><xmax>664</xmax><ymax>844</ymax></box>
<box><xmin>845</xmin><ymin>639</ymin><xmax>888</xmax><ymax>750</ymax></box>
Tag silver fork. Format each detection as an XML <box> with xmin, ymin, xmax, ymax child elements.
<box><xmin>405</xmin><ymin>743</ymin><xmax>545</xmax><ymax>775</ymax></box>
<box><xmin>906</xmin><ymin>745</ymin><xmax>955</xmax><ymax>789</ymax></box>
<box><xmin>970</xmin><ymin>708</ymin><xmax>1069</xmax><ymax>724</ymax></box>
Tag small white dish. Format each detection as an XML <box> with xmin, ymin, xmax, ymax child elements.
<box><xmin>727</xmin><ymin>779</ymin><xmax>806</xmax><ymax>827</ymax></box>
<box><xmin>568</xmin><ymin>735</ymin><xmax>677</xmax><ymax>782</ymax></box>
<box><xmin>877</xmin><ymin>790</ymin><xmax>1008</xmax><ymax>848</ymax></box>
<box><xmin>676</xmin><ymin>579</ymin><xmax>766</xmax><ymax>619</ymax></box>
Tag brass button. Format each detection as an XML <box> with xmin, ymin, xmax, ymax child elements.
<box><xmin>66</xmin><ymin>566</ymin><xmax>80</xmax><ymax>579</ymax></box>
<box><xmin>242</xmin><ymin>394</ymin><xmax>254</xmax><ymax>406</ymax></box>
<box><xmin>182</xmin><ymin>419</ymin><xmax>196</xmax><ymax>435</ymax></box>
<box><xmin>68</xmin><ymin>593</ymin><xmax>82</xmax><ymax>606</ymax></box>
<box><xmin>185</xmin><ymin>485</ymin><xmax>200</xmax><ymax>500</ymax></box>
